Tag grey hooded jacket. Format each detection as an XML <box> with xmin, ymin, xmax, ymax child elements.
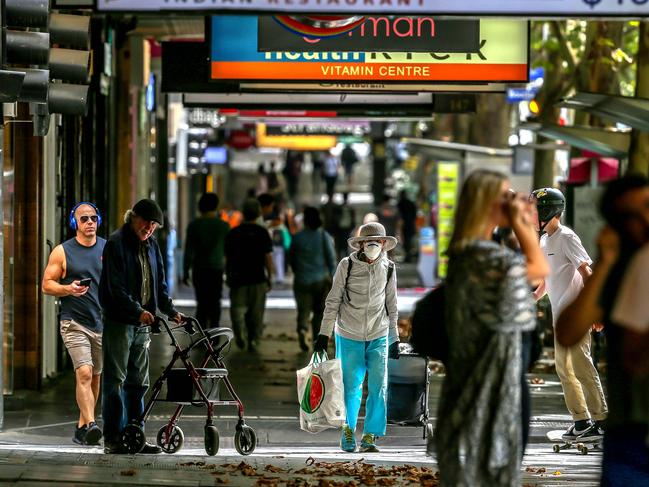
<box><xmin>320</xmin><ymin>251</ymin><xmax>398</xmax><ymax>343</ymax></box>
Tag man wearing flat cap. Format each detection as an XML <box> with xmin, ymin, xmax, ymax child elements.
<box><xmin>99</xmin><ymin>198</ymin><xmax>183</xmax><ymax>454</ymax></box>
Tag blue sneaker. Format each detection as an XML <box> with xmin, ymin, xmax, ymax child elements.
<box><xmin>360</xmin><ymin>433</ymin><xmax>379</xmax><ymax>453</ymax></box>
<box><xmin>340</xmin><ymin>425</ymin><xmax>356</xmax><ymax>452</ymax></box>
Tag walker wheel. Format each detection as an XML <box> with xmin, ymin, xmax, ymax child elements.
<box><xmin>157</xmin><ymin>425</ymin><xmax>184</xmax><ymax>454</ymax></box>
<box><xmin>121</xmin><ymin>424</ymin><xmax>146</xmax><ymax>454</ymax></box>
<box><xmin>204</xmin><ymin>425</ymin><xmax>220</xmax><ymax>456</ymax></box>
<box><xmin>234</xmin><ymin>425</ymin><xmax>257</xmax><ymax>456</ymax></box>
<box><xmin>553</xmin><ymin>444</ymin><xmax>561</xmax><ymax>453</ymax></box>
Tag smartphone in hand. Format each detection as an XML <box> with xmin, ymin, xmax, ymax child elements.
<box><xmin>78</xmin><ymin>278</ymin><xmax>92</xmax><ymax>287</ymax></box>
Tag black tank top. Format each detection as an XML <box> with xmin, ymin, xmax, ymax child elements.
<box><xmin>60</xmin><ymin>237</ymin><xmax>106</xmax><ymax>331</ymax></box>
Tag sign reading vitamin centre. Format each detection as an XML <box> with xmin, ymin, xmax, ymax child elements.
<box><xmin>210</xmin><ymin>16</ymin><xmax>529</xmax><ymax>83</ymax></box>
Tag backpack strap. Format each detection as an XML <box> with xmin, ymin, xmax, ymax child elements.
<box><xmin>344</xmin><ymin>258</ymin><xmax>353</xmax><ymax>303</ymax></box>
<box><xmin>384</xmin><ymin>261</ymin><xmax>395</xmax><ymax>314</ymax></box>
<box><xmin>386</xmin><ymin>261</ymin><xmax>394</xmax><ymax>290</ymax></box>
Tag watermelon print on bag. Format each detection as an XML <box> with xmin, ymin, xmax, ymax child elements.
<box><xmin>296</xmin><ymin>352</ymin><xmax>346</xmax><ymax>433</ymax></box>
<box><xmin>300</xmin><ymin>373</ymin><xmax>325</xmax><ymax>414</ymax></box>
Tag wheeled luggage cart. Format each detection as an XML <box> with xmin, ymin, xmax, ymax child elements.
<box><xmin>120</xmin><ymin>316</ymin><xmax>256</xmax><ymax>456</ymax></box>
<box><xmin>387</xmin><ymin>351</ymin><xmax>433</xmax><ymax>440</ymax></box>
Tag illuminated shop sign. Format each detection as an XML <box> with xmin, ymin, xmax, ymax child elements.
<box><xmin>210</xmin><ymin>16</ymin><xmax>529</xmax><ymax>83</ymax></box>
<box><xmin>264</xmin><ymin>122</ymin><xmax>371</xmax><ymax>136</ymax></box>
<box><xmin>257</xmin><ymin>17</ymin><xmax>480</xmax><ymax>53</ymax></box>
<box><xmin>97</xmin><ymin>0</ymin><xmax>649</xmax><ymax>16</ymax></box>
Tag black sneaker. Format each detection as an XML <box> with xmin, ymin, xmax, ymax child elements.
<box><xmin>73</xmin><ymin>424</ymin><xmax>88</xmax><ymax>445</ymax></box>
<box><xmin>577</xmin><ymin>424</ymin><xmax>604</xmax><ymax>442</ymax></box>
<box><xmin>84</xmin><ymin>422</ymin><xmax>103</xmax><ymax>446</ymax></box>
<box><xmin>561</xmin><ymin>422</ymin><xmax>593</xmax><ymax>441</ymax></box>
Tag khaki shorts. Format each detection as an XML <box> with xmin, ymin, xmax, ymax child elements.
<box><xmin>60</xmin><ymin>319</ymin><xmax>103</xmax><ymax>374</ymax></box>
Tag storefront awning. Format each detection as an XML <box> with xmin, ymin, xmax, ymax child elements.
<box><xmin>561</xmin><ymin>92</ymin><xmax>649</xmax><ymax>132</ymax></box>
<box><xmin>523</xmin><ymin>122</ymin><xmax>630</xmax><ymax>159</ymax></box>
<box><xmin>566</xmin><ymin>157</ymin><xmax>619</xmax><ymax>185</ymax></box>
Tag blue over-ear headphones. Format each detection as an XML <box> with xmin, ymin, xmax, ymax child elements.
<box><xmin>69</xmin><ymin>202</ymin><xmax>102</xmax><ymax>231</ymax></box>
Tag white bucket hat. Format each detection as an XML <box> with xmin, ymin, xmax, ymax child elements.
<box><xmin>348</xmin><ymin>222</ymin><xmax>398</xmax><ymax>251</ymax></box>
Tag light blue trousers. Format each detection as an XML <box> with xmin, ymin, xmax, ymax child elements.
<box><xmin>335</xmin><ymin>333</ymin><xmax>388</xmax><ymax>436</ymax></box>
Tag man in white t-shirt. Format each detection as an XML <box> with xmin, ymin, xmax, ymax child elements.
<box><xmin>532</xmin><ymin>188</ymin><xmax>608</xmax><ymax>442</ymax></box>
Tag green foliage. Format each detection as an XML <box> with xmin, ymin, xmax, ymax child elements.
<box><xmin>530</xmin><ymin>20</ymin><xmax>639</xmax><ymax>113</ymax></box>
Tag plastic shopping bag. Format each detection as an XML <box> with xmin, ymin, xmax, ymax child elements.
<box><xmin>296</xmin><ymin>352</ymin><xmax>346</xmax><ymax>433</ymax></box>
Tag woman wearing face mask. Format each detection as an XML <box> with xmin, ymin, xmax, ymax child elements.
<box><xmin>315</xmin><ymin>222</ymin><xmax>399</xmax><ymax>453</ymax></box>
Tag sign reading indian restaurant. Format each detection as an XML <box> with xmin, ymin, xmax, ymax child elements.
<box><xmin>210</xmin><ymin>16</ymin><xmax>529</xmax><ymax>83</ymax></box>
<box><xmin>97</xmin><ymin>0</ymin><xmax>649</xmax><ymax>16</ymax></box>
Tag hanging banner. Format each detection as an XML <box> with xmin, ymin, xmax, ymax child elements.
<box><xmin>436</xmin><ymin>162</ymin><xmax>459</xmax><ymax>279</ymax></box>
<box><xmin>257</xmin><ymin>17</ymin><xmax>480</xmax><ymax>53</ymax></box>
<box><xmin>210</xmin><ymin>16</ymin><xmax>529</xmax><ymax>83</ymax></box>
<box><xmin>97</xmin><ymin>0</ymin><xmax>649</xmax><ymax>16</ymax></box>
<box><xmin>264</xmin><ymin>121</ymin><xmax>371</xmax><ymax>136</ymax></box>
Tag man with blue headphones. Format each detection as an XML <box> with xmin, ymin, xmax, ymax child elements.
<box><xmin>42</xmin><ymin>202</ymin><xmax>106</xmax><ymax>446</ymax></box>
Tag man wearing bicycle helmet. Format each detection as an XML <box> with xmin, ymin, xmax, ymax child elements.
<box><xmin>532</xmin><ymin>188</ymin><xmax>607</xmax><ymax>443</ymax></box>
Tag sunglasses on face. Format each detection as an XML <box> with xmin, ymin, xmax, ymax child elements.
<box><xmin>79</xmin><ymin>215</ymin><xmax>98</xmax><ymax>224</ymax></box>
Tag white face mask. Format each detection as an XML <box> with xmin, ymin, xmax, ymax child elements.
<box><xmin>363</xmin><ymin>242</ymin><xmax>382</xmax><ymax>260</ymax></box>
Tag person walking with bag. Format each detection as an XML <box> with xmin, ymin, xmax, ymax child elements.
<box><xmin>314</xmin><ymin>222</ymin><xmax>399</xmax><ymax>453</ymax></box>
<box><xmin>289</xmin><ymin>207</ymin><xmax>336</xmax><ymax>352</ymax></box>
<box><xmin>436</xmin><ymin>170</ymin><xmax>549</xmax><ymax>486</ymax></box>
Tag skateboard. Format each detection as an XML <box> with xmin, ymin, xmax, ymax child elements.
<box><xmin>546</xmin><ymin>429</ymin><xmax>602</xmax><ymax>455</ymax></box>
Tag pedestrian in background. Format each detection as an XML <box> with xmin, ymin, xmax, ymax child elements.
<box><xmin>42</xmin><ymin>202</ymin><xmax>106</xmax><ymax>446</ymax></box>
<box><xmin>100</xmin><ymin>199</ymin><xmax>183</xmax><ymax>454</ymax></box>
<box><xmin>557</xmin><ymin>176</ymin><xmax>649</xmax><ymax>487</ymax></box>
<box><xmin>183</xmin><ymin>192</ymin><xmax>230</xmax><ymax>328</ymax></box>
<box><xmin>289</xmin><ymin>207</ymin><xmax>336</xmax><ymax>352</ymax></box>
<box><xmin>225</xmin><ymin>199</ymin><xmax>274</xmax><ymax>352</ymax></box>
<box><xmin>436</xmin><ymin>170</ymin><xmax>548</xmax><ymax>486</ymax></box>
<box><xmin>334</xmin><ymin>192</ymin><xmax>356</xmax><ymax>260</ymax></box>
<box><xmin>255</xmin><ymin>163</ymin><xmax>268</xmax><ymax>196</ymax></box>
<box><xmin>267</xmin><ymin>160</ymin><xmax>284</xmax><ymax>198</ymax></box>
<box><xmin>341</xmin><ymin>143</ymin><xmax>359</xmax><ymax>187</ymax></box>
<box><xmin>532</xmin><ymin>188</ymin><xmax>607</xmax><ymax>442</ymax></box>
<box><xmin>283</xmin><ymin>150</ymin><xmax>303</xmax><ymax>203</ymax></box>
<box><xmin>315</xmin><ymin>222</ymin><xmax>400</xmax><ymax>454</ymax></box>
<box><xmin>397</xmin><ymin>190</ymin><xmax>417</xmax><ymax>262</ymax></box>
<box><xmin>323</xmin><ymin>151</ymin><xmax>340</xmax><ymax>200</ymax></box>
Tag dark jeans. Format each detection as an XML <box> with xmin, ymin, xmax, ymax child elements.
<box><xmin>601</xmin><ymin>426</ymin><xmax>649</xmax><ymax>486</ymax></box>
<box><xmin>101</xmin><ymin>321</ymin><xmax>151</xmax><ymax>444</ymax></box>
<box><xmin>324</xmin><ymin>175</ymin><xmax>337</xmax><ymax>198</ymax></box>
<box><xmin>193</xmin><ymin>267</ymin><xmax>223</xmax><ymax>328</ymax></box>
<box><xmin>229</xmin><ymin>283</ymin><xmax>267</xmax><ymax>345</ymax></box>
<box><xmin>403</xmin><ymin>228</ymin><xmax>415</xmax><ymax>261</ymax></box>
<box><xmin>294</xmin><ymin>279</ymin><xmax>330</xmax><ymax>341</ymax></box>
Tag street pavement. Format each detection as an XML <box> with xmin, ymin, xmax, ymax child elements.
<box><xmin>0</xmin><ymin>291</ymin><xmax>603</xmax><ymax>486</ymax></box>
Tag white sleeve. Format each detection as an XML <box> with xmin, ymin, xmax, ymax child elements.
<box><xmin>612</xmin><ymin>247</ymin><xmax>649</xmax><ymax>332</ymax></box>
<box><xmin>562</xmin><ymin>233</ymin><xmax>593</xmax><ymax>268</ymax></box>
